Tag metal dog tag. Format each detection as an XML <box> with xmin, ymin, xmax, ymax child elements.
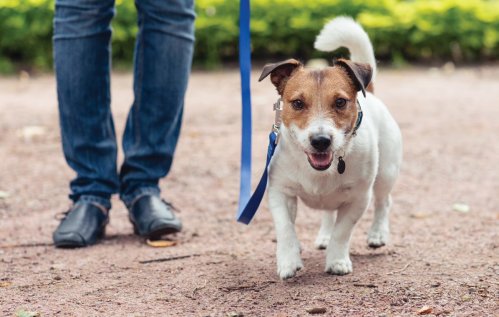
<box><xmin>337</xmin><ymin>156</ymin><xmax>346</xmax><ymax>174</ymax></box>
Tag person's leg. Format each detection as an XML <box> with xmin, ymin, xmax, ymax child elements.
<box><xmin>53</xmin><ymin>0</ymin><xmax>117</xmax><ymax>247</ymax></box>
<box><xmin>119</xmin><ymin>0</ymin><xmax>195</xmax><ymax>207</ymax></box>
<box><xmin>54</xmin><ymin>0</ymin><xmax>118</xmax><ymax>210</ymax></box>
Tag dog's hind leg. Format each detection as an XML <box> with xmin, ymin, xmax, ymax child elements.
<box><xmin>368</xmin><ymin>165</ymin><xmax>398</xmax><ymax>248</ymax></box>
<box><xmin>268</xmin><ymin>188</ymin><xmax>303</xmax><ymax>280</ymax></box>
<box><xmin>368</xmin><ymin>193</ymin><xmax>391</xmax><ymax>248</ymax></box>
<box><xmin>369</xmin><ymin>115</ymin><xmax>402</xmax><ymax>248</ymax></box>
<box><xmin>314</xmin><ymin>210</ymin><xmax>337</xmax><ymax>249</ymax></box>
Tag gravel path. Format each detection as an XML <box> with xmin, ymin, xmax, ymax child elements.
<box><xmin>0</xmin><ymin>66</ymin><xmax>498</xmax><ymax>316</ymax></box>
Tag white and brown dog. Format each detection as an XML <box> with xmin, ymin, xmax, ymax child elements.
<box><xmin>258</xmin><ymin>17</ymin><xmax>403</xmax><ymax>279</ymax></box>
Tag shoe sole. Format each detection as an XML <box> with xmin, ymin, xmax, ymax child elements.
<box><xmin>132</xmin><ymin>222</ymin><xmax>181</xmax><ymax>240</ymax></box>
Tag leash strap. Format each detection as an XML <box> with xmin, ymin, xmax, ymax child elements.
<box><xmin>237</xmin><ymin>0</ymin><xmax>252</xmax><ymax>219</ymax></box>
<box><xmin>237</xmin><ymin>0</ymin><xmax>277</xmax><ymax>224</ymax></box>
<box><xmin>237</xmin><ymin>132</ymin><xmax>278</xmax><ymax>224</ymax></box>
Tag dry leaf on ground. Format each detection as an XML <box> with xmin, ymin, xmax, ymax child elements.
<box><xmin>417</xmin><ymin>306</ymin><xmax>433</xmax><ymax>315</ymax></box>
<box><xmin>146</xmin><ymin>239</ymin><xmax>177</xmax><ymax>248</ymax></box>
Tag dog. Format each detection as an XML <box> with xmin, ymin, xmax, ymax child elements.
<box><xmin>258</xmin><ymin>17</ymin><xmax>403</xmax><ymax>280</ymax></box>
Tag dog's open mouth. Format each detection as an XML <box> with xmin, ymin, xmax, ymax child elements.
<box><xmin>306</xmin><ymin>151</ymin><xmax>333</xmax><ymax>171</ymax></box>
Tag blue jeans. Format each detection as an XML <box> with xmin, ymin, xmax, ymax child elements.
<box><xmin>53</xmin><ymin>0</ymin><xmax>195</xmax><ymax>209</ymax></box>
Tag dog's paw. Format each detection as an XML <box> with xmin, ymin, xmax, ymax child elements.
<box><xmin>367</xmin><ymin>229</ymin><xmax>389</xmax><ymax>248</ymax></box>
<box><xmin>277</xmin><ymin>256</ymin><xmax>303</xmax><ymax>280</ymax></box>
<box><xmin>314</xmin><ymin>234</ymin><xmax>330</xmax><ymax>250</ymax></box>
<box><xmin>325</xmin><ymin>258</ymin><xmax>352</xmax><ymax>275</ymax></box>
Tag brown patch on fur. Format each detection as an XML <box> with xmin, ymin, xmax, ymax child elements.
<box><xmin>367</xmin><ymin>82</ymin><xmax>374</xmax><ymax>94</ymax></box>
<box><xmin>258</xmin><ymin>59</ymin><xmax>302</xmax><ymax>95</ymax></box>
<box><xmin>335</xmin><ymin>59</ymin><xmax>372</xmax><ymax>97</ymax></box>
<box><xmin>280</xmin><ymin>66</ymin><xmax>360</xmax><ymax>132</ymax></box>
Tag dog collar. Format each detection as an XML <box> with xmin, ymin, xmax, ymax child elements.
<box><xmin>352</xmin><ymin>99</ymin><xmax>363</xmax><ymax>136</ymax></box>
<box><xmin>338</xmin><ymin>99</ymin><xmax>363</xmax><ymax>174</ymax></box>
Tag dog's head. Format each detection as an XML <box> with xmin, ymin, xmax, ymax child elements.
<box><xmin>259</xmin><ymin>58</ymin><xmax>372</xmax><ymax>171</ymax></box>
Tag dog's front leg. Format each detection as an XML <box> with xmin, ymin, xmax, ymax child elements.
<box><xmin>268</xmin><ymin>187</ymin><xmax>303</xmax><ymax>280</ymax></box>
<box><xmin>325</xmin><ymin>194</ymin><xmax>371</xmax><ymax>275</ymax></box>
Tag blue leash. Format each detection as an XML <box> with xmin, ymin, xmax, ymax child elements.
<box><xmin>236</xmin><ymin>0</ymin><xmax>278</xmax><ymax>224</ymax></box>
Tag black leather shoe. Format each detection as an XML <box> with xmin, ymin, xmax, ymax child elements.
<box><xmin>128</xmin><ymin>195</ymin><xmax>182</xmax><ymax>239</ymax></box>
<box><xmin>53</xmin><ymin>202</ymin><xmax>109</xmax><ymax>248</ymax></box>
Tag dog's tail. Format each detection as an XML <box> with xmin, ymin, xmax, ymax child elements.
<box><xmin>314</xmin><ymin>16</ymin><xmax>376</xmax><ymax>80</ymax></box>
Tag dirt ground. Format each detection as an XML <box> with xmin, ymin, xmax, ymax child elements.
<box><xmin>0</xmin><ymin>66</ymin><xmax>498</xmax><ymax>317</ymax></box>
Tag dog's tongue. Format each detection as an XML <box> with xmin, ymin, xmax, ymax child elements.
<box><xmin>307</xmin><ymin>152</ymin><xmax>333</xmax><ymax>171</ymax></box>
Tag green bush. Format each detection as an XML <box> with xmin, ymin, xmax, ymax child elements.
<box><xmin>0</xmin><ymin>0</ymin><xmax>498</xmax><ymax>73</ymax></box>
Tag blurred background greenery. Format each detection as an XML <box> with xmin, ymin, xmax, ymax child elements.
<box><xmin>0</xmin><ymin>0</ymin><xmax>498</xmax><ymax>73</ymax></box>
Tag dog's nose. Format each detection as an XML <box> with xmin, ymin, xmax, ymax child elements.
<box><xmin>310</xmin><ymin>135</ymin><xmax>331</xmax><ymax>152</ymax></box>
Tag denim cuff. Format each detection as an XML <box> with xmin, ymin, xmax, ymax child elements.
<box><xmin>77</xmin><ymin>195</ymin><xmax>112</xmax><ymax>210</ymax></box>
<box><xmin>121</xmin><ymin>187</ymin><xmax>160</xmax><ymax>209</ymax></box>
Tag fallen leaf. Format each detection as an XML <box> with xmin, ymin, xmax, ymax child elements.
<box><xmin>16</xmin><ymin>310</ymin><xmax>40</xmax><ymax>317</ymax></box>
<box><xmin>0</xmin><ymin>191</ymin><xmax>9</xmax><ymax>199</ymax></box>
<box><xmin>186</xmin><ymin>131</ymin><xmax>200</xmax><ymax>138</ymax></box>
<box><xmin>0</xmin><ymin>281</ymin><xmax>12</xmax><ymax>287</ymax></box>
<box><xmin>410</xmin><ymin>212</ymin><xmax>431</xmax><ymax>219</ymax></box>
<box><xmin>146</xmin><ymin>239</ymin><xmax>177</xmax><ymax>248</ymax></box>
<box><xmin>452</xmin><ymin>203</ymin><xmax>470</xmax><ymax>213</ymax></box>
<box><xmin>306</xmin><ymin>307</ymin><xmax>327</xmax><ymax>314</ymax></box>
<box><xmin>417</xmin><ymin>306</ymin><xmax>433</xmax><ymax>315</ymax></box>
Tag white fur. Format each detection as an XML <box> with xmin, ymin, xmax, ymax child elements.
<box><xmin>268</xmin><ymin>18</ymin><xmax>402</xmax><ymax>279</ymax></box>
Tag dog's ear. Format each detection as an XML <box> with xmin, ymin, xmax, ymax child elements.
<box><xmin>258</xmin><ymin>59</ymin><xmax>302</xmax><ymax>95</ymax></box>
<box><xmin>335</xmin><ymin>58</ymin><xmax>372</xmax><ymax>97</ymax></box>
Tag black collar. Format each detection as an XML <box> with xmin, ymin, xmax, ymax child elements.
<box><xmin>352</xmin><ymin>100</ymin><xmax>363</xmax><ymax>136</ymax></box>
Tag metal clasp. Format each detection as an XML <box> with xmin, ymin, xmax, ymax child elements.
<box><xmin>272</xmin><ymin>98</ymin><xmax>283</xmax><ymax>144</ymax></box>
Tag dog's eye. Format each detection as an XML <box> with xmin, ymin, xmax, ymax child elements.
<box><xmin>291</xmin><ymin>99</ymin><xmax>304</xmax><ymax>111</ymax></box>
<box><xmin>335</xmin><ymin>98</ymin><xmax>347</xmax><ymax>109</ymax></box>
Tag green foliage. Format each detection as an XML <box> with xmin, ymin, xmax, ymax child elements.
<box><xmin>0</xmin><ymin>0</ymin><xmax>54</xmax><ymax>72</ymax></box>
<box><xmin>0</xmin><ymin>0</ymin><xmax>498</xmax><ymax>73</ymax></box>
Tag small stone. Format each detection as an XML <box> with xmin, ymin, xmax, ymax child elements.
<box><xmin>17</xmin><ymin>126</ymin><xmax>47</xmax><ymax>142</ymax></box>
<box><xmin>461</xmin><ymin>294</ymin><xmax>472</xmax><ymax>302</ymax></box>
<box><xmin>16</xmin><ymin>310</ymin><xmax>40</xmax><ymax>317</ymax></box>
<box><xmin>306</xmin><ymin>307</ymin><xmax>327</xmax><ymax>314</ymax></box>
<box><xmin>452</xmin><ymin>203</ymin><xmax>470</xmax><ymax>213</ymax></box>
<box><xmin>0</xmin><ymin>191</ymin><xmax>9</xmax><ymax>199</ymax></box>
